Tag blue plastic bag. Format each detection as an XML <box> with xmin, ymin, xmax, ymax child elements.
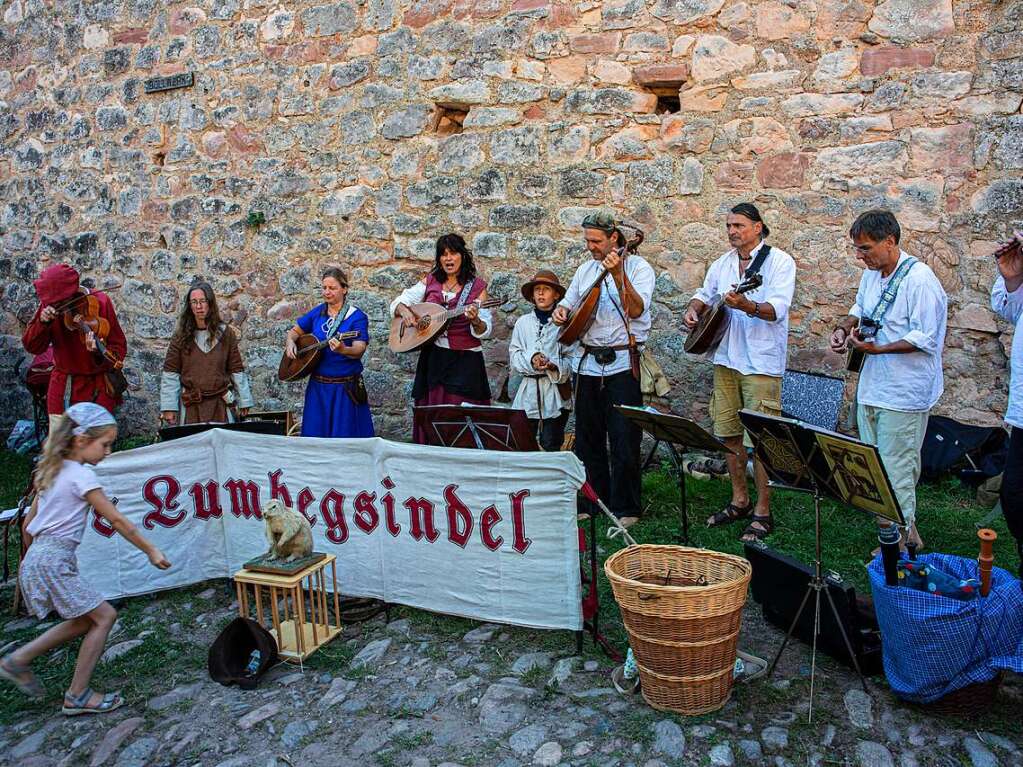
<box><xmin>868</xmin><ymin>552</ymin><xmax>1023</xmax><ymax>703</ymax></box>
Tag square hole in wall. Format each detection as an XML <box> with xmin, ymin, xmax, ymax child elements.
<box><xmin>433</xmin><ymin>104</ymin><xmax>469</xmax><ymax>135</ymax></box>
<box><xmin>655</xmin><ymin>94</ymin><xmax>681</xmax><ymax>114</ymax></box>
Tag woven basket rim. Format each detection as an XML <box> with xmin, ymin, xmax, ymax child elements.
<box><xmin>604</xmin><ymin>544</ymin><xmax>753</xmax><ymax>593</ymax></box>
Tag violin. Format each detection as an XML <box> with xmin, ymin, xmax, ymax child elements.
<box><xmin>55</xmin><ymin>290</ymin><xmax>128</xmax><ymax>397</ymax></box>
<box><xmin>558</xmin><ymin>224</ymin><xmax>645</xmax><ymax>346</ymax></box>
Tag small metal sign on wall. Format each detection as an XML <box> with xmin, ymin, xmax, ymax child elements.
<box><xmin>144</xmin><ymin>72</ymin><xmax>195</xmax><ymax>94</ymax></box>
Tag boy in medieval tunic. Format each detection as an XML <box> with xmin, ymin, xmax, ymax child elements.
<box><xmin>160</xmin><ymin>282</ymin><xmax>254</xmax><ymax>425</ymax></box>
<box><xmin>22</xmin><ymin>264</ymin><xmax>128</xmax><ymax>428</ymax></box>
<box><xmin>509</xmin><ymin>270</ymin><xmax>575</xmax><ymax>452</ymax></box>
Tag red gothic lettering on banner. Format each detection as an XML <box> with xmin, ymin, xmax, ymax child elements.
<box><xmin>296</xmin><ymin>487</ymin><xmax>316</xmax><ymax>525</ymax></box>
<box><xmin>381</xmin><ymin>476</ymin><xmax>401</xmax><ymax>537</ymax></box>
<box><xmin>509</xmin><ymin>489</ymin><xmax>532</xmax><ymax>555</ymax></box>
<box><xmin>479</xmin><ymin>504</ymin><xmax>503</xmax><ymax>551</ymax></box>
<box><xmin>268</xmin><ymin>469</ymin><xmax>292</xmax><ymax>508</ymax></box>
<box><xmin>404</xmin><ymin>496</ymin><xmax>439</xmax><ymax>542</ymax></box>
<box><xmin>443</xmin><ymin>484</ymin><xmax>473</xmax><ymax>549</ymax></box>
<box><xmin>353</xmin><ymin>491</ymin><xmax>380</xmax><ymax>534</ymax></box>
<box><xmin>142</xmin><ymin>475</ymin><xmax>186</xmax><ymax>530</ymax></box>
<box><xmin>189</xmin><ymin>480</ymin><xmax>222</xmax><ymax>520</ymax></box>
<box><xmin>224</xmin><ymin>478</ymin><xmax>261</xmax><ymax>519</ymax></box>
<box><xmin>92</xmin><ymin>510</ymin><xmax>116</xmax><ymax>537</ymax></box>
<box><xmin>319</xmin><ymin>489</ymin><xmax>349</xmax><ymax>544</ymax></box>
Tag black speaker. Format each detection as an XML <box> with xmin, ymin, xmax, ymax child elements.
<box><xmin>743</xmin><ymin>541</ymin><xmax>882</xmax><ymax>675</ymax></box>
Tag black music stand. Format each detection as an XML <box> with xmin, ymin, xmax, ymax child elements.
<box><xmin>739</xmin><ymin>409</ymin><xmax>904</xmax><ymax>722</ymax></box>
<box><xmin>616</xmin><ymin>406</ymin><xmax>736</xmax><ymax>544</ymax></box>
<box><xmin>413</xmin><ymin>404</ymin><xmax>539</xmax><ymax>451</ymax></box>
<box><xmin>158</xmin><ymin>419</ymin><xmax>289</xmax><ymax>442</ymax></box>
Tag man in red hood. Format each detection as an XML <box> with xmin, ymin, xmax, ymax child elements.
<box><xmin>22</xmin><ymin>264</ymin><xmax>127</xmax><ymax>425</ymax></box>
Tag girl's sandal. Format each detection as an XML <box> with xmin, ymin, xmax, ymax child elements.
<box><xmin>740</xmin><ymin>514</ymin><xmax>774</xmax><ymax>543</ymax></box>
<box><xmin>705</xmin><ymin>501</ymin><xmax>753</xmax><ymax>528</ymax></box>
<box><xmin>63</xmin><ymin>688</ymin><xmax>125</xmax><ymax>716</ymax></box>
<box><xmin>0</xmin><ymin>655</ymin><xmax>45</xmax><ymax>699</ymax></box>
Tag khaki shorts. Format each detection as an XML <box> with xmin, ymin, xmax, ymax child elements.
<box><xmin>710</xmin><ymin>365</ymin><xmax>782</xmax><ymax>447</ymax></box>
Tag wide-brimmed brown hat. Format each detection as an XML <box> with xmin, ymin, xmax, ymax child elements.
<box><xmin>521</xmin><ymin>269</ymin><xmax>566</xmax><ymax>302</ymax></box>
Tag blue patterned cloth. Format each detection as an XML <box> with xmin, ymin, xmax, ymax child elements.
<box><xmin>868</xmin><ymin>552</ymin><xmax>1023</xmax><ymax>703</ymax></box>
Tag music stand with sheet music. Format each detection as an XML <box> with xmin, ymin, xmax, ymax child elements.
<box><xmin>413</xmin><ymin>404</ymin><xmax>539</xmax><ymax>451</ymax></box>
<box><xmin>616</xmin><ymin>406</ymin><xmax>737</xmax><ymax>544</ymax></box>
<box><xmin>738</xmin><ymin>408</ymin><xmax>904</xmax><ymax>722</ymax></box>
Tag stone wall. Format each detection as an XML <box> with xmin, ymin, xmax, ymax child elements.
<box><xmin>1</xmin><ymin>0</ymin><xmax>1022</xmax><ymax>437</ymax></box>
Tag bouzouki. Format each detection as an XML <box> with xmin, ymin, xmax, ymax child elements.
<box><xmin>278</xmin><ymin>330</ymin><xmax>360</xmax><ymax>382</ymax></box>
<box><xmin>684</xmin><ymin>272</ymin><xmax>764</xmax><ymax>355</ymax></box>
<box><xmin>388</xmin><ymin>297</ymin><xmax>505</xmax><ymax>354</ymax></box>
<box><xmin>558</xmin><ymin>228</ymin><xmax>644</xmax><ymax>346</ymax></box>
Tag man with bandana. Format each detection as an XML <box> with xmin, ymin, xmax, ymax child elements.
<box><xmin>553</xmin><ymin>211</ymin><xmax>656</xmax><ymax>529</ymax></box>
<box><xmin>685</xmin><ymin>203</ymin><xmax>796</xmax><ymax>543</ymax></box>
<box><xmin>22</xmin><ymin>264</ymin><xmax>127</xmax><ymax>427</ymax></box>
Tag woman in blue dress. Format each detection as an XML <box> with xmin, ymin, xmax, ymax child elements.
<box><xmin>284</xmin><ymin>267</ymin><xmax>374</xmax><ymax>438</ymax></box>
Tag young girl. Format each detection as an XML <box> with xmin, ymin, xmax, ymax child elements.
<box><xmin>0</xmin><ymin>403</ymin><xmax>171</xmax><ymax>715</ymax></box>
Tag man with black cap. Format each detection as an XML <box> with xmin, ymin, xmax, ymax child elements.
<box><xmin>684</xmin><ymin>203</ymin><xmax>796</xmax><ymax>542</ymax></box>
<box><xmin>22</xmin><ymin>264</ymin><xmax>127</xmax><ymax>427</ymax></box>
<box><xmin>553</xmin><ymin>210</ymin><xmax>656</xmax><ymax>529</ymax></box>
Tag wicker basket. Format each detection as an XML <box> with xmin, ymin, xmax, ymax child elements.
<box><xmin>908</xmin><ymin>673</ymin><xmax>1003</xmax><ymax>717</ymax></box>
<box><xmin>605</xmin><ymin>545</ymin><xmax>752</xmax><ymax>716</ymax></box>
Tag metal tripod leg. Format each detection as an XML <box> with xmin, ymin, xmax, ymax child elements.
<box><xmin>766</xmin><ymin>490</ymin><xmax>869</xmax><ymax>722</ymax></box>
<box><xmin>667</xmin><ymin>443</ymin><xmax>690</xmax><ymax>544</ymax></box>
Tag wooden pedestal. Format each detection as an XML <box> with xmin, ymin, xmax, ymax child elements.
<box><xmin>233</xmin><ymin>554</ymin><xmax>342</xmax><ymax>662</ymax></box>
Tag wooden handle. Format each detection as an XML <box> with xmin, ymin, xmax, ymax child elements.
<box><xmin>978</xmin><ymin>528</ymin><xmax>997</xmax><ymax>597</ymax></box>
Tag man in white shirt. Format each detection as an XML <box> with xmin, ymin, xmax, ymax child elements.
<box><xmin>990</xmin><ymin>231</ymin><xmax>1023</xmax><ymax>576</ymax></box>
<box><xmin>685</xmin><ymin>203</ymin><xmax>796</xmax><ymax>542</ymax></box>
<box><xmin>830</xmin><ymin>209</ymin><xmax>948</xmax><ymax>550</ymax></box>
<box><xmin>553</xmin><ymin>211</ymin><xmax>656</xmax><ymax>528</ymax></box>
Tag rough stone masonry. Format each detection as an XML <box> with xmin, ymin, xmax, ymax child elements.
<box><xmin>1</xmin><ymin>0</ymin><xmax>1021</xmax><ymax>438</ymax></box>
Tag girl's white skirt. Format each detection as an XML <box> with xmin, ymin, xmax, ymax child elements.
<box><xmin>19</xmin><ymin>535</ymin><xmax>104</xmax><ymax>620</ymax></box>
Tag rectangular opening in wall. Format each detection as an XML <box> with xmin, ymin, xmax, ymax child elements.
<box><xmin>655</xmin><ymin>94</ymin><xmax>681</xmax><ymax>114</ymax></box>
<box><xmin>433</xmin><ymin>104</ymin><xmax>469</xmax><ymax>135</ymax></box>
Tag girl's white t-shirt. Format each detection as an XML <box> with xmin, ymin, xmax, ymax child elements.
<box><xmin>27</xmin><ymin>460</ymin><xmax>102</xmax><ymax>544</ymax></box>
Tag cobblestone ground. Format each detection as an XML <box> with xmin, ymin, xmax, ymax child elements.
<box><xmin>0</xmin><ymin>582</ymin><xmax>1020</xmax><ymax>767</ymax></box>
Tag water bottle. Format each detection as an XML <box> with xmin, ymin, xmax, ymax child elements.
<box><xmin>245</xmin><ymin>650</ymin><xmax>261</xmax><ymax>675</ymax></box>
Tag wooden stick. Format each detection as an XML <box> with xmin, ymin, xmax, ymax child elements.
<box><xmin>978</xmin><ymin>528</ymin><xmax>997</xmax><ymax>597</ymax></box>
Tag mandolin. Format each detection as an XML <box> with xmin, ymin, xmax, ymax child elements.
<box><xmin>558</xmin><ymin>227</ymin><xmax>644</xmax><ymax>346</ymax></box>
<box><xmin>684</xmin><ymin>272</ymin><xmax>763</xmax><ymax>355</ymax></box>
<box><xmin>388</xmin><ymin>297</ymin><xmax>505</xmax><ymax>354</ymax></box>
<box><xmin>278</xmin><ymin>330</ymin><xmax>360</xmax><ymax>382</ymax></box>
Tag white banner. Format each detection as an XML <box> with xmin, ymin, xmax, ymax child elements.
<box><xmin>78</xmin><ymin>430</ymin><xmax>585</xmax><ymax>630</ymax></box>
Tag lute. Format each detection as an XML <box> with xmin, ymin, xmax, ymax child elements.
<box><xmin>388</xmin><ymin>297</ymin><xmax>505</xmax><ymax>354</ymax></box>
<box><xmin>278</xmin><ymin>329</ymin><xmax>360</xmax><ymax>382</ymax></box>
<box><xmin>684</xmin><ymin>272</ymin><xmax>764</xmax><ymax>355</ymax></box>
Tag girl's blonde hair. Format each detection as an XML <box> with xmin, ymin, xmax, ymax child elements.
<box><xmin>34</xmin><ymin>415</ymin><xmax>116</xmax><ymax>494</ymax></box>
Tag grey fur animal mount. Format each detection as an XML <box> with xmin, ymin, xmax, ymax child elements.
<box><xmin>263</xmin><ymin>499</ymin><xmax>313</xmax><ymax>562</ymax></box>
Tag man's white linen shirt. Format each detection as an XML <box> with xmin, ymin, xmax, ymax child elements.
<box><xmin>558</xmin><ymin>255</ymin><xmax>656</xmax><ymax>377</ymax></box>
<box><xmin>851</xmin><ymin>251</ymin><xmax>947</xmax><ymax>413</ymax></box>
<box><xmin>691</xmin><ymin>241</ymin><xmax>796</xmax><ymax>378</ymax></box>
<box><xmin>992</xmin><ymin>275</ymin><xmax>1023</xmax><ymax>428</ymax></box>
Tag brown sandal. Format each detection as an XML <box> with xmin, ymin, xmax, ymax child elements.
<box><xmin>740</xmin><ymin>514</ymin><xmax>773</xmax><ymax>542</ymax></box>
<box><xmin>706</xmin><ymin>501</ymin><xmax>753</xmax><ymax>528</ymax></box>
